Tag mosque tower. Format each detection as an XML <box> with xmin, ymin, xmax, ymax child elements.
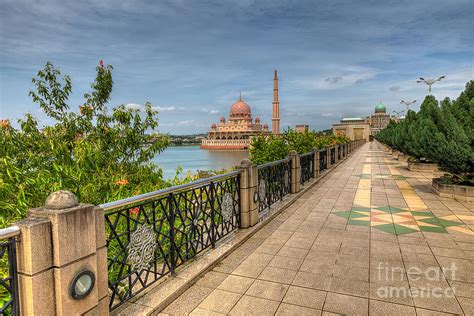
<box><xmin>272</xmin><ymin>70</ymin><xmax>280</xmax><ymax>135</ymax></box>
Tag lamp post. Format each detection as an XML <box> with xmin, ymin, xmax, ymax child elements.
<box><xmin>416</xmin><ymin>76</ymin><xmax>445</xmax><ymax>94</ymax></box>
<box><xmin>392</xmin><ymin>110</ymin><xmax>404</xmax><ymax>119</ymax></box>
<box><xmin>400</xmin><ymin>99</ymin><xmax>417</xmax><ymax>112</ymax></box>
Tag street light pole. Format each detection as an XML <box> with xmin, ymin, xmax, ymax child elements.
<box><xmin>400</xmin><ymin>99</ymin><xmax>417</xmax><ymax>112</ymax></box>
<box><xmin>416</xmin><ymin>76</ymin><xmax>445</xmax><ymax>94</ymax></box>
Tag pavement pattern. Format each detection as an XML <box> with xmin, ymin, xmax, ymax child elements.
<box><xmin>160</xmin><ymin>142</ymin><xmax>474</xmax><ymax>315</ymax></box>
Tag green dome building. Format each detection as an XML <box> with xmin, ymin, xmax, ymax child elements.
<box><xmin>374</xmin><ymin>102</ymin><xmax>386</xmax><ymax>113</ymax></box>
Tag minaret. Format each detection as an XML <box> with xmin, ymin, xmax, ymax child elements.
<box><xmin>272</xmin><ymin>70</ymin><xmax>280</xmax><ymax>134</ymax></box>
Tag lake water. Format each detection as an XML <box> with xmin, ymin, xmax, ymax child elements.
<box><xmin>153</xmin><ymin>146</ymin><xmax>249</xmax><ymax>179</ymax></box>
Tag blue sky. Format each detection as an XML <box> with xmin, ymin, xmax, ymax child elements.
<box><xmin>1</xmin><ymin>0</ymin><xmax>472</xmax><ymax>134</ymax></box>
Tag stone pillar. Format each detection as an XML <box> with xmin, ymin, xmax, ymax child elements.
<box><xmin>238</xmin><ymin>159</ymin><xmax>259</xmax><ymax>227</ymax></box>
<box><xmin>313</xmin><ymin>149</ymin><xmax>320</xmax><ymax>178</ymax></box>
<box><xmin>17</xmin><ymin>191</ymin><xmax>109</xmax><ymax>316</ymax></box>
<box><xmin>290</xmin><ymin>150</ymin><xmax>301</xmax><ymax>193</ymax></box>
<box><xmin>326</xmin><ymin>147</ymin><xmax>331</xmax><ymax>169</ymax></box>
<box><xmin>334</xmin><ymin>145</ymin><xmax>339</xmax><ymax>164</ymax></box>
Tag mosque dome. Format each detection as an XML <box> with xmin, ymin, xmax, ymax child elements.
<box><xmin>263</xmin><ymin>123</ymin><xmax>269</xmax><ymax>129</ymax></box>
<box><xmin>230</xmin><ymin>98</ymin><xmax>251</xmax><ymax>119</ymax></box>
<box><xmin>255</xmin><ymin>117</ymin><xmax>261</xmax><ymax>123</ymax></box>
<box><xmin>375</xmin><ymin>102</ymin><xmax>386</xmax><ymax>113</ymax></box>
<box><xmin>211</xmin><ymin>123</ymin><xmax>217</xmax><ymax>129</ymax></box>
<box><xmin>220</xmin><ymin>116</ymin><xmax>226</xmax><ymax>123</ymax></box>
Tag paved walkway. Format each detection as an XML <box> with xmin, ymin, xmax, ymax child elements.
<box><xmin>161</xmin><ymin>142</ymin><xmax>474</xmax><ymax>315</ymax></box>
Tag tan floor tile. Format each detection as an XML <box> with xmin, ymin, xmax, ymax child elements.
<box><xmin>457</xmin><ymin>296</ymin><xmax>474</xmax><ymax>315</ymax></box>
<box><xmin>275</xmin><ymin>303</ymin><xmax>322</xmax><ymax>316</ymax></box>
<box><xmin>282</xmin><ymin>285</ymin><xmax>327</xmax><ymax>309</ymax></box>
<box><xmin>268</xmin><ymin>255</ymin><xmax>304</xmax><ymax>270</ymax></box>
<box><xmin>254</xmin><ymin>243</ymin><xmax>282</xmax><ymax>255</ymax></box>
<box><xmin>299</xmin><ymin>258</ymin><xmax>335</xmax><ymax>276</ymax></box>
<box><xmin>329</xmin><ymin>276</ymin><xmax>369</xmax><ymax>298</ymax></box>
<box><xmin>323</xmin><ymin>292</ymin><xmax>368</xmax><ymax>315</ymax></box>
<box><xmin>258</xmin><ymin>266</ymin><xmax>297</xmax><ymax>284</ymax></box>
<box><xmin>450</xmin><ymin>280</ymin><xmax>474</xmax><ymax>298</ymax></box>
<box><xmin>369</xmin><ymin>299</ymin><xmax>416</xmax><ymax>315</ymax></box>
<box><xmin>195</xmin><ymin>271</ymin><xmax>229</xmax><ymax>289</ymax></box>
<box><xmin>198</xmin><ymin>289</ymin><xmax>242</xmax><ymax>313</ymax></box>
<box><xmin>414</xmin><ymin>307</ymin><xmax>456</xmax><ymax>315</ymax></box>
<box><xmin>245</xmin><ymin>279</ymin><xmax>289</xmax><ymax>301</ymax></box>
<box><xmin>332</xmin><ymin>264</ymin><xmax>369</xmax><ymax>282</ymax></box>
<box><xmin>292</xmin><ymin>271</ymin><xmax>331</xmax><ymax>291</ymax></box>
<box><xmin>189</xmin><ymin>307</ymin><xmax>225</xmax><ymax>315</ymax></box>
<box><xmin>231</xmin><ymin>262</ymin><xmax>266</xmax><ymax>278</ymax></box>
<box><xmin>217</xmin><ymin>275</ymin><xmax>254</xmax><ymax>294</ymax></box>
<box><xmin>162</xmin><ymin>285</ymin><xmax>214</xmax><ymax>314</ymax></box>
<box><xmin>277</xmin><ymin>246</ymin><xmax>309</xmax><ymax>259</ymax></box>
<box><xmin>229</xmin><ymin>295</ymin><xmax>280</xmax><ymax>315</ymax></box>
<box><xmin>410</xmin><ymin>289</ymin><xmax>463</xmax><ymax>314</ymax></box>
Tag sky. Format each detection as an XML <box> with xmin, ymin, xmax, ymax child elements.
<box><xmin>0</xmin><ymin>0</ymin><xmax>472</xmax><ymax>134</ymax></box>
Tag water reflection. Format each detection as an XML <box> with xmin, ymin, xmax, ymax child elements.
<box><xmin>153</xmin><ymin>146</ymin><xmax>249</xmax><ymax>179</ymax></box>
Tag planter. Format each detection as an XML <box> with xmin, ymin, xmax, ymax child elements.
<box><xmin>408</xmin><ymin>161</ymin><xmax>439</xmax><ymax>172</ymax></box>
<box><xmin>432</xmin><ymin>177</ymin><xmax>474</xmax><ymax>202</ymax></box>
<box><xmin>398</xmin><ymin>153</ymin><xmax>409</xmax><ymax>162</ymax></box>
<box><xmin>392</xmin><ymin>151</ymin><xmax>400</xmax><ymax>159</ymax></box>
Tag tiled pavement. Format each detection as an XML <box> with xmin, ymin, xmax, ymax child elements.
<box><xmin>160</xmin><ymin>142</ymin><xmax>474</xmax><ymax>315</ymax></box>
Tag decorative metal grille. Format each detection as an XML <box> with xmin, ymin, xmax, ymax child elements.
<box><xmin>319</xmin><ymin>149</ymin><xmax>327</xmax><ymax>173</ymax></box>
<box><xmin>103</xmin><ymin>173</ymin><xmax>240</xmax><ymax>310</ymax></box>
<box><xmin>0</xmin><ymin>237</ymin><xmax>20</xmax><ymax>316</ymax></box>
<box><xmin>300</xmin><ymin>152</ymin><xmax>314</xmax><ymax>184</ymax></box>
<box><xmin>257</xmin><ymin>158</ymin><xmax>292</xmax><ymax>214</ymax></box>
<box><xmin>330</xmin><ymin>147</ymin><xmax>336</xmax><ymax>165</ymax></box>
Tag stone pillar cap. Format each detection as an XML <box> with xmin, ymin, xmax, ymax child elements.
<box><xmin>239</xmin><ymin>158</ymin><xmax>253</xmax><ymax>167</ymax></box>
<box><xmin>289</xmin><ymin>150</ymin><xmax>298</xmax><ymax>155</ymax></box>
<box><xmin>44</xmin><ymin>190</ymin><xmax>79</xmax><ymax>210</ymax></box>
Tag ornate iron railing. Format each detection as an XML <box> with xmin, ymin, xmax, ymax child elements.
<box><xmin>0</xmin><ymin>226</ymin><xmax>20</xmax><ymax>316</ymax></box>
<box><xmin>330</xmin><ymin>147</ymin><xmax>336</xmax><ymax>165</ymax></box>
<box><xmin>300</xmin><ymin>152</ymin><xmax>314</xmax><ymax>184</ymax></box>
<box><xmin>100</xmin><ymin>172</ymin><xmax>241</xmax><ymax>310</ymax></box>
<box><xmin>257</xmin><ymin>158</ymin><xmax>292</xmax><ymax>214</ymax></box>
<box><xmin>319</xmin><ymin>149</ymin><xmax>327</xmax><ymax>173</ymax></box>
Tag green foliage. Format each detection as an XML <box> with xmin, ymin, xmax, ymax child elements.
<box><xmin>0</xmin><ymin>61</ymin><xmax>177</xmax><ymax>227</ymax></box>
<box><xmin>376</xmin><ymin>81</ymin><xmax>474</xmax><ymax>184</ymax></box>
<box><xmin>250</xmin><ymin>129</ymin><xmax>349</xmax><ymax>164</ymax></box>
<box><xmin>250</xmin><ymin>134</ymin><xmax>289</xmax><ymax>165</ymax></box>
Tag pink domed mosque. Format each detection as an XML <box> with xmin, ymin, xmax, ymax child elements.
<box><xmin>201</xmin><ymin>70</ymin><xmax>280</xmax><ymax>150</ymax></box>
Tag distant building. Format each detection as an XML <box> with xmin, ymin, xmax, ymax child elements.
<box><xmin>369</xmin><ymin>102</ymin><xmax>391</xmax><ymax>135</ymax></box>
<box><xmin>332</xmin><ymin>117</ymin><xmax>370</xmax><ymax>141</ymax></box>
<box><xmin>332</xmin><ymin>101</ymin><xmax>393</xmax><ymax>141</ymax></box>
<box><xmin>201</xmin><ymin>70</ymin><xmax>280</xmax><ymax>150</ymax></box>
<box><xmin>295</xmin><ymin>124</ymin><xmax>309</xmax><ymax>133</ymax></box>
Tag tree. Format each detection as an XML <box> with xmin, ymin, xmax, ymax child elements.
<box><xmin>0</xmin><ymin>61</ymin><xmax>173</xmax><ymax>227</ymax></box>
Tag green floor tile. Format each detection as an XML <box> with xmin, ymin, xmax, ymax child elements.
<box><xmin>437</xmin><ymin>218</ymin><xmax>463</xmax><ymax>228</ymax></box>
<box><xmin>419</xmin><ymin>226</ymin><xmax>448</xmax><ymax>234</ymax></box>
<box><xmin>394</xmin><ymin>224</ymin><xmax>418</xmax><ymax>235</ymax></box>
<box><xmin>412</xmin><ymin>211</ymin><xmax>433</xmax><ymax>216</ymax></box>
<box><xmin>349</xmin><ymin>211</ymin><xmax>369</xmax><ymax>219</ymax></box>
<box><xmin>334</xmin><ymin>211</ymin><xmax>351</xmax><ymax>219</ymax></box>
<box><xmin>348</xmin><ymin>219</ymin><xmax>370</xmax><ymax>226</ymax></box>
<box><xmin>375</xmin><ymin>224</ymin><xmax>397</xmax><ymax>235</ymax></box>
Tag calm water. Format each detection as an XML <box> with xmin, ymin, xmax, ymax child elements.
<box><xmin>153</xmin><ymin>146</ymin><xmax>249</xmax><ymax>179</ymax></box>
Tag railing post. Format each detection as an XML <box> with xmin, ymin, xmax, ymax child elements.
<box><xmin>16</xmin><ymin>190</ymin><xmax>109</xmax><ymax>315</ymax></box>
<box><xmin>326</xmin><ymin>147</ymin><xmax>331</xmax><ymax>169</ymax></box>
<box><xmin>334</xmin><ymin>145</ymin><xmax>339</xmax><ymax>164</ymax></box>
<box><xmin>290</xmin><ymin>150</ymin><xmax>301</xmax><ymax>193</ymax></box>
<box><xmin>313</xmin><ymin>149</ymin><xmax>320</xmax><ymax>178</ymax></box>
<box><xmin>237</xmin><ymin>159</ymin><xmax>259</xmax><ymax>228</ymax></box>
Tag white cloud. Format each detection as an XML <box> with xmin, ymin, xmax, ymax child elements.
<box><xmin>291</xmin><ymin>66</ymin><xmax>379</xmax><ymax>91</ymax></box>
<box><xmin>152</xmin><ymin>106</ymin><xmax>176</xmax><ymax>112</ymax></box>
<box><xmin>177</xmin><ymin>119</ymin><xmax>194</xmax><ymax>126</ymax></box>
<box><xmin>201</xmin><ymin>108</ymin><xmax>219</xmax><ymax>114</ymax></box>
<box><xmin>125</xmin><ymin>103</ymin><xmax>141</xmax><ymax>110</ymax></box>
